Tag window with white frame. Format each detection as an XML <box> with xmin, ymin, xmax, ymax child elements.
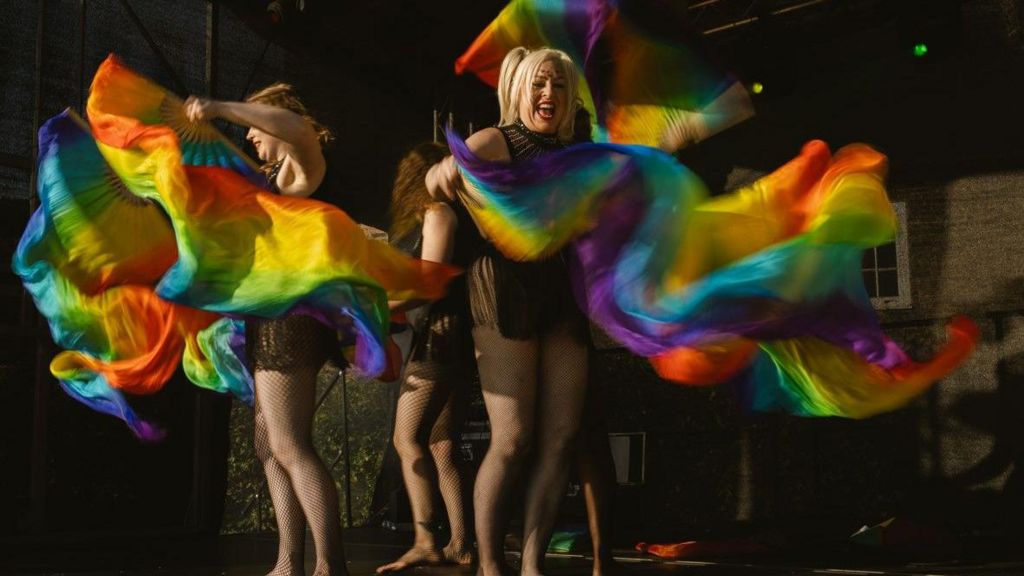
<box><xmin>861</xmin><ymin>201</ymin><xmax>912</xmax><ymax>309</ymax></box>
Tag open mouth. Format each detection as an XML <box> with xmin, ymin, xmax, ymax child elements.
<box><xmin>536</xmin><ymin>102</ymin><xmax>555</xmax><ymax>120</ymax></box>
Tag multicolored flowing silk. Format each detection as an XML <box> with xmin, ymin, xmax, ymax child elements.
<box><xmin>455</xmin><ymin>0</ymin><xmax>754</xmax><ymax>150</ymax></box>
<box><xmin>448</xmin><ymin>130</ymin><xmax>977</xmax><ymax>418</ymax></box>
<box><xmin>14</xmin><ymin>110</ymin><xmax>230</xmax><ymax>440</ymax></box>
<box><xmin>13</xmin><ymin>56</ymin><xmax>458</xmax><ymax>438</ymax></box>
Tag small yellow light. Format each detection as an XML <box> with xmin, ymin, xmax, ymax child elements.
<box><xmin>751</xmin><ymin>82</ymin><xmax>764</xmax><ymax>94</ymax></box>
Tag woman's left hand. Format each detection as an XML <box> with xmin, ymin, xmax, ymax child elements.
<box><xmin>183</xmin><ymin>96</ymin><xmax>221</xmax><ymax>123</ymax></box>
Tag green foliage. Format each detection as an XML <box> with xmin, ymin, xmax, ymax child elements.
<box><xmin>221</xmin><ymin>362</ymin><xmax>395</xmax><ymax>534</ymax></box>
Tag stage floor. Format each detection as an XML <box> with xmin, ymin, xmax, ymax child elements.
<box><xmin>5</xmin><ymin>528</ymin><xmax>1024</xmax><ymax>576</ymax></box>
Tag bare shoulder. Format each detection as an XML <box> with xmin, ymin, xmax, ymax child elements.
<box><xmin>464</xmin><ymin>127</ymin><xmax>509</xmax><ymax>162</ymax></box>
<box><xmin>423</xmin><ymin>202</ymin><xmax>457</xmax><ymax>226</ymax></box>
<box><xmin>423</xmin><ymin>200</ymin><xmax>456</xmax><ymax>220</ymax></box>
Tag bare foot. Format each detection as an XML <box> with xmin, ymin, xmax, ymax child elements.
<box><xmin>376</xmin><ymin>546</ymin><xmax>445</xmax><ymax>573</ymax></box>
<box><xmin>442</xmin><ymin>542</ymin><xmax>476</xmax><ymax>565</ymax></box>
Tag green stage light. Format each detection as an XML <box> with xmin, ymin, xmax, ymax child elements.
<box><xmin>913</xmin><ymin>43</ymin><xmax>928</xmax><ymax>57</ymax></box>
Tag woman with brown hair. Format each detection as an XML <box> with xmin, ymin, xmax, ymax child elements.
<box><xmin>375</xmin><ymin>142</ymin><xmax>481</xmax><ymax>573</ymax></box>
<box><xmin>184</xmin><ymin>84</ymin><xmax>346</xmax><ymax>576</ymax></box>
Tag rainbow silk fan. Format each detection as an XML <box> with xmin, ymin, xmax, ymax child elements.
<box><xmin>14</xmin><ymin>56</ymin><xmax>460</xmax><ymax>437</ymax></box>
<box><xmin>86</xmin><ymin>57</ymin><xmax>458</xmax><ymax>372</ymax></box>
<box><xmin>87</xmin><ymin>57</ymin><xmax>264</xmax><ymax>183</ymax></box>
<box><xmin>15</xmin><ymin>110</ymin><xmax>232</xmax><ymax>440</ymax></box>
<box><xmin>446</xmin><ymin>130</ymin><xmax>977</xmax><ymax>419</ymax></box>
<box><xmin>455</xmin><ymin>0</ymin><xmax>755</xmax><ymax>150</ymax></box>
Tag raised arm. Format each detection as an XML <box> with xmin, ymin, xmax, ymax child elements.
<box><xmin>184</xmin><ymin>96</ymin><xmax>325</xmax><ymax>197</ymax></box>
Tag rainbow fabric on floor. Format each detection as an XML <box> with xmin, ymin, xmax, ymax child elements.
<box><xmin>449</xmin><ymin>131</ymin><xmax>977</xmax><ymax>418</ymax></box>
<box><xmin>13</xmin><ymin>56</ymin><xmax>458</xmax><ymax>438</ymax></box>
<box><xmin>455</xmin><ymin>0</ymin><xmax>754</xmax><ymax>150</ymax></box>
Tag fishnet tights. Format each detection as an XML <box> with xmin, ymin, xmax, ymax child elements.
<box><xmin>255</xmin><ymin>397</ymin><xmax>305</xmax><ymax>575</ymax></box>
<box><xmin>254</xmin><ymin>367</ymin><xmax>346</xmax><ymax>576</ymax></box>
<box><xmin>472</xmin><ymin>324</ymin><xmax>588</xmax><ymax>576</ymax></box>
<box><xmin>385</xmin><ymin>360</ymin><xmax>472</xmax><ymax>568</ymax></box>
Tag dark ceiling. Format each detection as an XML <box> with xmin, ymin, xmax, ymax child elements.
<box><xmin>215</xmin><ymin>0</ymin><xmax>1024</xmax><ymax>189</ymax></box>
<box><xmin>219</xmin><ymin>1</ymin><xmax>507</xmax><ymax>97</ymax></box>
<box><xmin>216</xmin><ymin>0</ymin><xmax>1001</xmax><ymax>86</ymax></box>
<box><xmin>212</xmin><ymin>0</ymin><xmax>1019</xmax><ymax>129</ymax></box>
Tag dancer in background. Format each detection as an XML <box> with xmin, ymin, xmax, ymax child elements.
<box><xmin>376</xmin><ymin>142</ymin><xmax>480</xmax><ymax>573</ymax></box>
<box><xmin>185</xmin><ymin>85</ymin><xmax>346</xmax><ymax>576</ymax></box>
<box><xmin>427</xmin><ymin>47</ymin><xmax>590</xmax><ymax>576</ymax></box>
<box><xmin>572</xmin><ymin>107</ymin><xmax>620</xmax><ymax>576</ymax></box>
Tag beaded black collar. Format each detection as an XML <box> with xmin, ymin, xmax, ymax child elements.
<box><xmin>513</xmin><ymin>119</ymin><xmax>561</xmax><ymax>147</ymax></box>
<box><xmin>500</xmin><ymin>120</ymin><xmax>565</xmax><ymax>161</ymax></box>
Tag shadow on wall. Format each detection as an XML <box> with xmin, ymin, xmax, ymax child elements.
<box><xmin>948</xmin><ymin>311</ymin><xmax>1024</xmax><ymax>515</ymax></box>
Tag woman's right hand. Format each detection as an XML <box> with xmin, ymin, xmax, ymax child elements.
<box><xmin>183</xmin><ymin>96</ymin><xmax>222</xmax><ymax>123</ymax></box>
<box><xmin>426</xmin><ymin>155</ymin><xmax>462</xmax><ymax>202</ymax></box>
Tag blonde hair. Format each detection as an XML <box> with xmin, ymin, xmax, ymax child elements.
<box><xmin>388</xmin><ymin>142</ymin><xmax>450</xmax><ymax>244</ymax></box>
<box><xmin>497</xmin><ymin>47</ymin><xmax>580</xmax><ymax>142</ymax></box>
<box><xmin>245</xmin><ymin>83</ymin><xmax>335</xmax><ymax>148</ymax></box>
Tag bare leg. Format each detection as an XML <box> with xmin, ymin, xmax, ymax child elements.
<box><xmin>377</xmin><ymin>362</ymin><xmax>451</xmax><ymax>573</ymax></box>
<box><xmin>256</xmin><ymin>368</ymin><xmax>347</xmax><ymax>576</ymax></box>
<box><xmin>520</xmin><ymin>325</ymin><xmax>589</xmax><ymax>576</ymax></box>
<box><xmin>255</xmin><ymin>399</ymin><xmax>305</xmax><ymax>576</ymax></box>
<box><xmin>472</xmin><ymin>327</ymin><xmax>539</xmax><ymax>576</ymax></box>
<box><xmin>577</xmin><ymin>383</ymin><xmax>618</xmax><ymax>576</ymax></box>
